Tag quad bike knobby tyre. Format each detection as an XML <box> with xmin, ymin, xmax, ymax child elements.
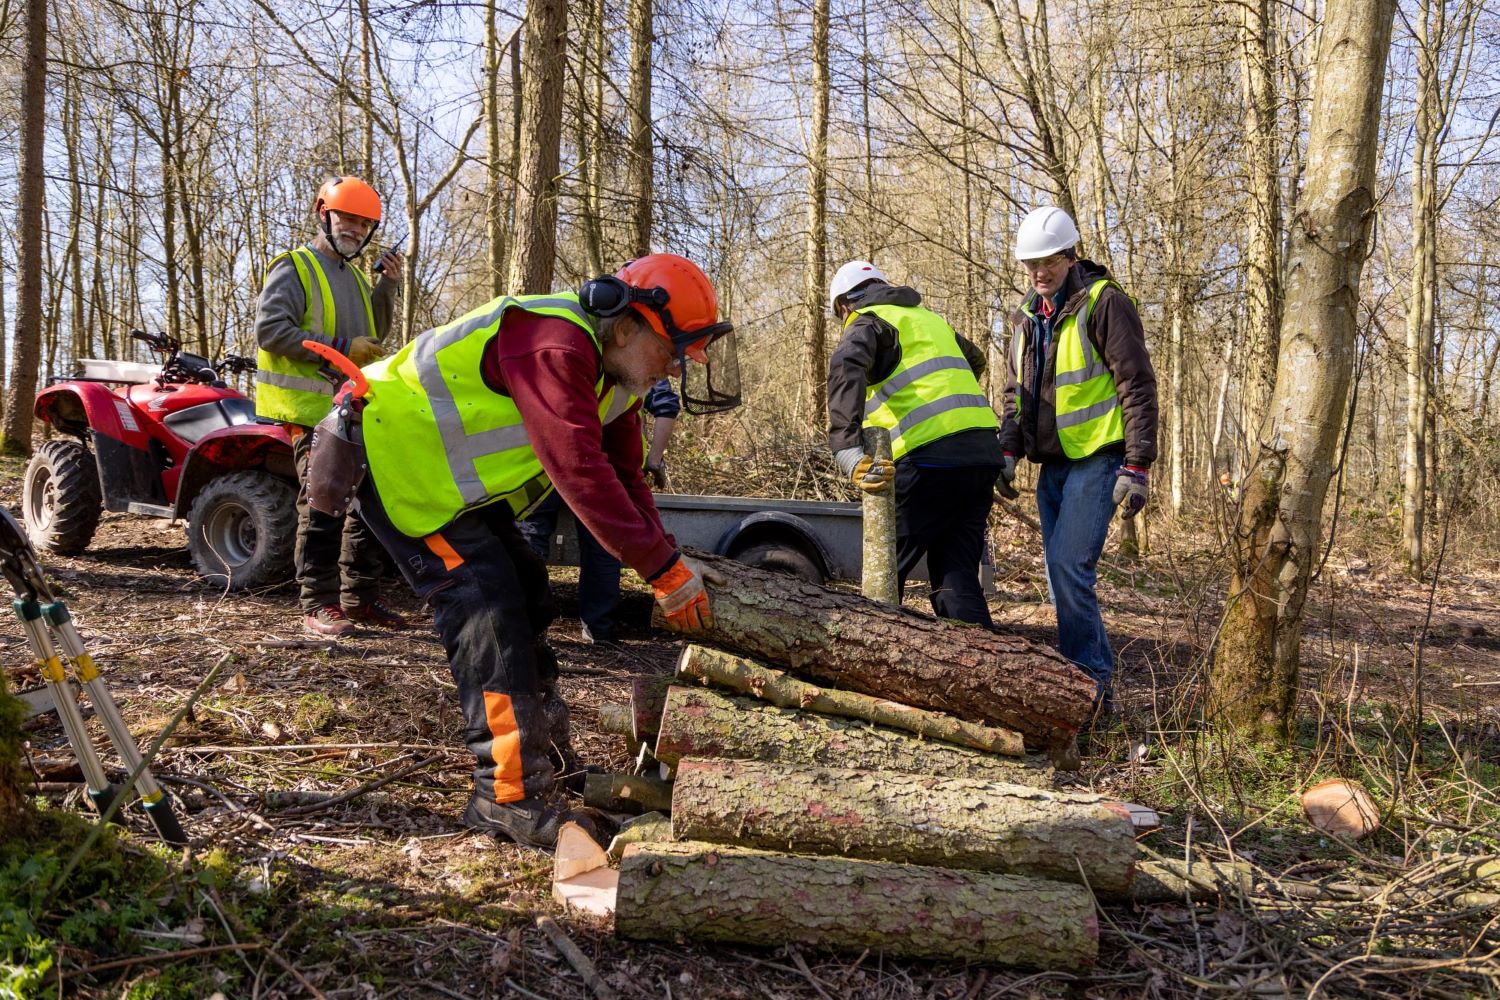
<box><xmin>22</xmin><ymin>440</ymin><xmax>104</xmax><ymax>555</ymax></box>
<box><xmin>187</xmin><ymin>471</ymin><xmax>297</xmax><ymax>589</ymax></box>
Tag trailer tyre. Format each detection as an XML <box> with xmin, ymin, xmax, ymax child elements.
<box><xmin>732</xmin><ymin>541</ymin><xmax>824</xmax><ymax>585</ymax></box>
<box><xmin>187</xmin><ymin>471</ymin><xmax>297</xmax><ymax>589</ymax></box>
<box><xmin>23</xmin><ymin>440</ymin><xmax>104</xmax><ymax>555</ymax></box>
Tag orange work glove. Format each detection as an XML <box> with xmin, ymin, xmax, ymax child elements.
<box><xmin>652</xmin><ymin>555</ymin><xmax>714</xmax><ymax>632</ymax></box>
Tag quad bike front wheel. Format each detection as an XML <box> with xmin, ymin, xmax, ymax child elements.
<box><xmin>22</xmin><ymin>439</ymin><xmax>104</xmax><ymax>555</ymax></box>
<box><xmin>187</xmin><ymin>470</ymin><xmax>297</xmax><ymax>589</ymax></box>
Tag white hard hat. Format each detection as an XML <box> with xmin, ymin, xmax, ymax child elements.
<box><xmin>1014</xmin><ymin>207</ymin><xmax>1080</xmax><ymax>260</ymax></box>
<box><xmin>829</xmin><ymin>260</ymin><xmax>888</xmax><ymax>312</ymax></box>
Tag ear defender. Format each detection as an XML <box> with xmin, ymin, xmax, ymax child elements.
<box><xmin>579</xmin><ymin>276</ymin><xmax>671</xmax><ymax>317</ymax></box>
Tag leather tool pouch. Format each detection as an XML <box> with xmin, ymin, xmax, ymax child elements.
<box><xmin>306</xmin><ymin>402</ymin><xmax>367</xmax><ymax>517</ymax></box>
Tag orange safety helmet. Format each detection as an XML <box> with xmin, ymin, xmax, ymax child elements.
<box><xmin>613</xmin><ymin>253</ymin><xmax>728</xmax><ymax>363</ymax></box>
<box><xmin>315</xmin><ymin>176</ymin><xmax>382</xmax><ymax>224</ymax></box>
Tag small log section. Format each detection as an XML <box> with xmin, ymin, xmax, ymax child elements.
<box><xmin>670</xmin><ymin>759</ymin><xmax>1135</xmax><ymax>892</ymax></box>
<box><xmin>654</xmin><ymin>686</ymin><xmax>1053</xmax><ymax>786</ymax></box>
<box><xmin>677</xmin><ymin>645</ymin><xmax>1024</xmax><ymax>756</ymax></box>
<box><xmin>665</xmin><ymin>551</ymin><xmax>1094</xmax><ymax>747</ymax></box>
<box><xmin>630</xmin><ymin>675</ymin><xmax>673</xmax><ymax>743</ymax></box>
<box><xmin>1104</xmin><ymin>859</ymin><xmax>1254</xmax><ymax>903</ymax></box>
<box><xmin>582</xmin><ymin>772</ymin><xmax>673</xmax><ymax>815</ymax></box>
<box><xmin>861</xmin><ymin>426</ymin><xmax>898</xmax><ymax>603</ymax></box>
<box><xmin>616</xmin><ymin>841</ymin><xmax>1098</xmax><ymax>968</ymax></box>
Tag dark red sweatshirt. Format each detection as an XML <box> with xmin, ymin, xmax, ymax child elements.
<box><xmin>481</xmin><ymin>311</ymin><xmax>678</xmax><ymax>582</ymax></box>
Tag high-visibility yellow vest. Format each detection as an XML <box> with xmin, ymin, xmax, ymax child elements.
<box><xmin>1015</xmin><ymin>279</ymin><xmax>1126</xmax><ymax>460</ymax></box>
<box><xmin>361</xmin><ymin>293</ymin><xmax>636</xmax><ymax>538</ymax></box>
<box><xmin>255</xmin><ymin>247</ymin><xmax>377</xmax><ymax>426</ymax></box>
<box><xmin>851</xmin><ymin>302</ymin><xmax>997</xmax><ymax>461</ymax></box>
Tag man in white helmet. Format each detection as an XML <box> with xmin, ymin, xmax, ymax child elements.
<box><xmin>999</xmin><ymin>206</ymin><xmax>1158</xmax><ymax>722</ymax></box>
<box><xmin>826</xmin><ymin>260</ymin><xmax>1001</xmax><ymax>626</ymax></box>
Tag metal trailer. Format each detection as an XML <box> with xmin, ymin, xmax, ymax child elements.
<box><xmin>541</xmin><ymin>493</ymin><xmax>993</xmax><ymax>590</ymax></box>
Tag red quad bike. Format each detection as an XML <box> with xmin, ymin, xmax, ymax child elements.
<box><xmin>23</xmin><ymin>329</ymin><xmax>300</xmax><ymax>589</ymax></box>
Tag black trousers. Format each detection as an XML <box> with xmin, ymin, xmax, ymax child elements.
<box><xmin>356</xmin><ymin>476</ymin><xmax>563</xmax><ymax>805</ymax></box>
<box><xmin>895</xmin><ymin>463</ymin><xmax>1000</xmax><ymax>628</ymax></box>
<box><xmin>292</xmin><ymin>426</ymin><xmax>385</xmax><ymax>614</ymax></box>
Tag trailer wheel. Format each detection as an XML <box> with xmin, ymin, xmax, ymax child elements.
<box><xmin>187</xmin><ymin>471</ymin><xmax>297</xmax><ymax>589</ymax></box>
<box><xmin>732</xmin><ymin>541</ymin><xmax>824</xmax><ymax>585</ymax></box>
<box><xmin>23</xmin><ymin>440</ymin><xmax>103</xmax><ymax>555</ymax></box>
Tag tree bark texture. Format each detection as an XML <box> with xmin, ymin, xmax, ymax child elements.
<box><xmin>665</xmin><ymin>552</ymin><xmax>1094</xmax><ymax>746</ymax></box>
<box><xmin>616</xmin><ymin>841</ymin><xmax>1098</xmax><ymax>968</ymax></box>
<box><xmin>506</xmin><ymin>0</ymin><xmax>567</xmax><ymax>294</ymax></box>
<box><xmin>670</xmin><ymin>759</ymin><xmax>1136</xmax><ymax>892</ymax></box>
<box><xmin>625</xmin><ymin>0</ymin><xmax>654</xmax><ymax>257</ymax></box>
<box><xmin>1209</xmin><ymin>0</ymin><xmax>1396</xmax><ymax>740</ymax></box>
<box><xmin>676</xmin><ymin>645</ymin><xmax>1024</xmax><ymax>756</ymax></box>
<box><xmin>1</xmin><ymin>0</ymin><xmax>47</xmax><ymax>456</ymax></box>
<box><xmin>631</xmin><ymin>674</ymin><xmax>673</xmax><ymax>743</ymax></box>
<box><xmin>583</xmin><ymin>772</ymin><xmax>672</xmax><ymax>814</ymax></box>
<box><xmin>861</xmin><ymin>426</ymin><xmax>898</xmax><ymax>603</ymax></box>
<box><xmin>800</xmin><ymin>0</ymin><xmax>831</xmax><ymax>433</ymax></box>
<box><xmin>1238</xmin><ymin>0</ymin><xmax>1283</xmax><ymax>435</ymax></box>
<box><xmin>1101</xmin><ymin>859</ymin><xmax>1254</xmax><ymax>904</ymax></box>
<box><xmin>653</xmin><ymin>686</ymin><xmax>1054</xmax><ymax>786</ymax></box>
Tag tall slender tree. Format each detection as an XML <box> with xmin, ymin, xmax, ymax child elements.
<box><xmin>801</xmin><ymin>0</ymin><xmax>831</xmax><ymax>433</ymax></box>
<box><xmin>508</xmin><ymin>0</ymin><xmax>569</xmax><ymax>293</ymax></box>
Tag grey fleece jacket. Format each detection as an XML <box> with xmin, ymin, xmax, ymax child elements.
<box><xmin>254</xmin><ymin>244</ymin><xmax>398</xmax><ymax>365</ymax></box>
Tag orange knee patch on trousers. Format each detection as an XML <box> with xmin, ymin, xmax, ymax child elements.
<box><xmin>482</xmin><ymin>692</ymin><xmax>527</xmax><ymax>803</ymax></box>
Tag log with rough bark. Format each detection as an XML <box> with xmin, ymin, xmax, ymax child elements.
<box><xmin>665</xmin><ymin>551</ymin><xmax>1093</xmax><ymax>747</ymax></box>
<box><xmin>596</xmin><ymin>703</ymin><xmax>634</xmax><ymax>740</ymax></box>
<box><xmin>616</xmin><ymin>841</ymin><xmax>1097</xmax><ymax>968</ymax></box>
<box><xmin>582</xmin><ymin>772</ymin><xmax>673</xmax><ymax>815</ymax></box>
<box><xmin>654</xmin><ymin>686</ymin><xmax>1053</xmax><ymax>786</ymax></box>
<box><xmin>630</xmin><ymin>675</ymin><xmax>673</xmax><ymax>743</ymax></box>
<box><xmin>1109</xmin><ymin>859</ymin><xmax>1253</xmax><ymax>903</ymax></box>
<box><xmin>676</xmin><ymin>645</ymin><xmax>1025</xmax><ymax>756</ymax></box>
<box><xmin>670</xmin><ymin>759</ymin><xmax>1133</xmax><ymax>892</ymax></box>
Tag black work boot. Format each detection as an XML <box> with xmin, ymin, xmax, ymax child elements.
<box><xmin>462</xmin><ymin>793</ymin><xmax>606</xmax><ymax>849</ymax></box>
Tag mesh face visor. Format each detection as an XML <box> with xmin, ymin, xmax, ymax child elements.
<box><xmin>660</xmin><ymin>310</ymin><xmax>740</xmax><ymax>415</ymax></box>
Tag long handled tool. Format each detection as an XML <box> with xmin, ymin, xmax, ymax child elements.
<box><xmin>1</xmin><ymin>507</ymin><xmax>186</xmax><ymax>844</ymax></box>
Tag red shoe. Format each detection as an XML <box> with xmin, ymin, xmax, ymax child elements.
<box><xmin>304</xmin><ymin>605</ymin><xmax>354</xmax><ymax>637</ymax></box>
<box><xmin>345</xmin><ymin>599</ymin><xmax>406</xmax><ymax>629</ymax></box>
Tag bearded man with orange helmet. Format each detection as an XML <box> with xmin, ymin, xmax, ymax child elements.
<box><xmin>255</xmin><ymin>176</ymin><xmax>407</xmax><ymax>636</ymax></box>
<box><xmin>347</xmin><ymin>253</ymin><xmax>739</xmax><ymax>848</ymax></box>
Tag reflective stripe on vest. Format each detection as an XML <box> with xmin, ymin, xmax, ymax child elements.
<box><xmin>361</xmin><ymin>293</ymin><xmax>635</xmax><ymax>538</ymax></box>
<box><xmin>255</xmin><ymin>247</ymin><xmax>377</xmax><ymax>425</ymax></box>
<box><xmin>852</xmin><ymin>302</ymin><xmax>997</xmax><ymax>461</ymax></box>
<box><xmin>1049</xmin><ymin>280</ymin><xmax>1125</xmax><ymax>459</ymax></box>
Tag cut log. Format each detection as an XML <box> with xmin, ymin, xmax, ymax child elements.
<box><xmin>1101</xmin><ymin>860</ymin><xmax>1253</xmax><ymax>903</ymax></box>
<box><xmin>630</xmin><ymin>675</ymin><xmax>673</xmax><ymax>743</ymax></box>
<box><xmin>616</xmin><ymin>841</ymin><xmax>1098</xmax><ymax>968</ymax></box>
<box><xmin>582</xmin><ymin>772</ymin><xmax>673</xmax><ymax>815</ymax></box>
<box><xmin>607</xmin><ymin>811</ymin><xmax>672</xmax><ymax>861</ymax></box>
<box><xmin>664</xmin><ymin>550</ymin><xmax>1094</xmax><ymax>747</ymax></box>
<box><xmin>676</xmin><ymin>645</ymin><xmax>1024</xmax><ymax>756</ymax></box>
<box><xmin>670</xmin><ymin>759</ymin><xmax>1133</xmax><ymax>891</ymax></box>
<box><xmin>596</xmin><ymin>703</ymin><xmax>633</xmax><ymax>739</ymax></box>
<box><xmin>653</xmin><ymin>686</ymin><xmax>1053</xmax><ymax>786</ymax></box>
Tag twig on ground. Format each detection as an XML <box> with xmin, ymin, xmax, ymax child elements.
<box><xmin>271</xmin><ymin>755</ymin><xmax>445</xmax><ymax>817</ymax></box>
<box><xmin>535</xmin><ymin>915</ymin><xmax>618</xmax><ymax>1000</ymax></box>
<box><xmin>62</xmin><ymin>942</ymin><xmax>262</xmax><ymax>979</ymax></box>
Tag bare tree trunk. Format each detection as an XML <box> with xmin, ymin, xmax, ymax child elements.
<box><xmin>507</xmin><ymin>0</ymin><xmax>568</xmax><ymax>293</ymax></box>
<box><xmin>484</xmin><ymin>0</ymin><xmax>505</xmax><ymax>295</ymax></box>
<box><xmin>1209</xmin><ymin>0</ymin><xmax>1396</xmax><ymax>740</ymax></box>
<box><xmin>1</xmin><ymin>0</ymin><xmax>47</xmax><ymax>456</ymax></box>
<box><xmin>1240</xmin><ymin>0</ymin><xmax>1283</xmax><ymax>433</ymax></box>
<box><xmin>625</xmin><ymin>0</ymin><xmax>653</xmax><ymax>257</ymax></box>
<box><xmin>800</xmin><ymin>0</ymin><xmax>830</xmax><ymax>433</ymax></box>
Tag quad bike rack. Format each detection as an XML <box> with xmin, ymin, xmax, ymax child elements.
<box><xmin>1</xmin><ymin>507</ymin><xmax>186</xmax><ymax>844</ymax></box>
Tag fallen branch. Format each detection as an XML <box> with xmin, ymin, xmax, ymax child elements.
<box><xmin>271</xmin><ymin>754</ymin><xmax>445</xmax><ymax>817</ymax></box>
<box><xmin>536</xmin><ymin>915</ymin><xmax>618</xmax><ymax>1000</ymax></box>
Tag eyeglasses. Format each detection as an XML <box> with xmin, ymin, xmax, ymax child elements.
<box><xmin>1020</xmin><ymin>254</ymin><xmax>1069</xmax><ymax>273</ymax></box>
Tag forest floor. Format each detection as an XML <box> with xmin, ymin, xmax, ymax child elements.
<box><xmin>3</xmin><ymin>451</ymin><xmax>1499</xmax><ymax>1000</ymax></box>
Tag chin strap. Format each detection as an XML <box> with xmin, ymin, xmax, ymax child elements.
<box><xmin>321</xmin><ymin>212</ymin><xmax>376</xmax><ymax>269</ymax></box>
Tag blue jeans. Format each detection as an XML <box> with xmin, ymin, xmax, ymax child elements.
<box><xmin>1035</xmin><ymin>450</ymin><xmax>1121</xmax><ymax>697</ymax></box>
<box><xmin>518</xmin><ymin>492</ymin><xmax>622</xmax><ymax>641</ymax></box>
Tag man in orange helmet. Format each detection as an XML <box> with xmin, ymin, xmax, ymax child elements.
<box><xmin>255</xmin><ymin>176</ymin><xmax>406</xmax><ymax>636</ymax></box>
<box><xmin>343</xmin><ymin>253</ymin><xmax>739</xmax><ymax>848</ymax></box>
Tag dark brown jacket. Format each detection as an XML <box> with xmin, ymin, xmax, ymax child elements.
<box><xmin>999</xmin><ymin>260</ymin><xmax>1157</xmax><ymax>468</ymax></box>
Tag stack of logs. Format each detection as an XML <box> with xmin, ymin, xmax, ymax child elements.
<box><xmin>581</xmin><ymin>554</ymin><xmax>1219</xmax><ymax>969</ymax></box>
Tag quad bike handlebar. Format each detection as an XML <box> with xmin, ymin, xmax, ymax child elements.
<box><xmin>128</xmin><ymin>329</ymin><xmax>256</xmax><ymax>386</ymax></box>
